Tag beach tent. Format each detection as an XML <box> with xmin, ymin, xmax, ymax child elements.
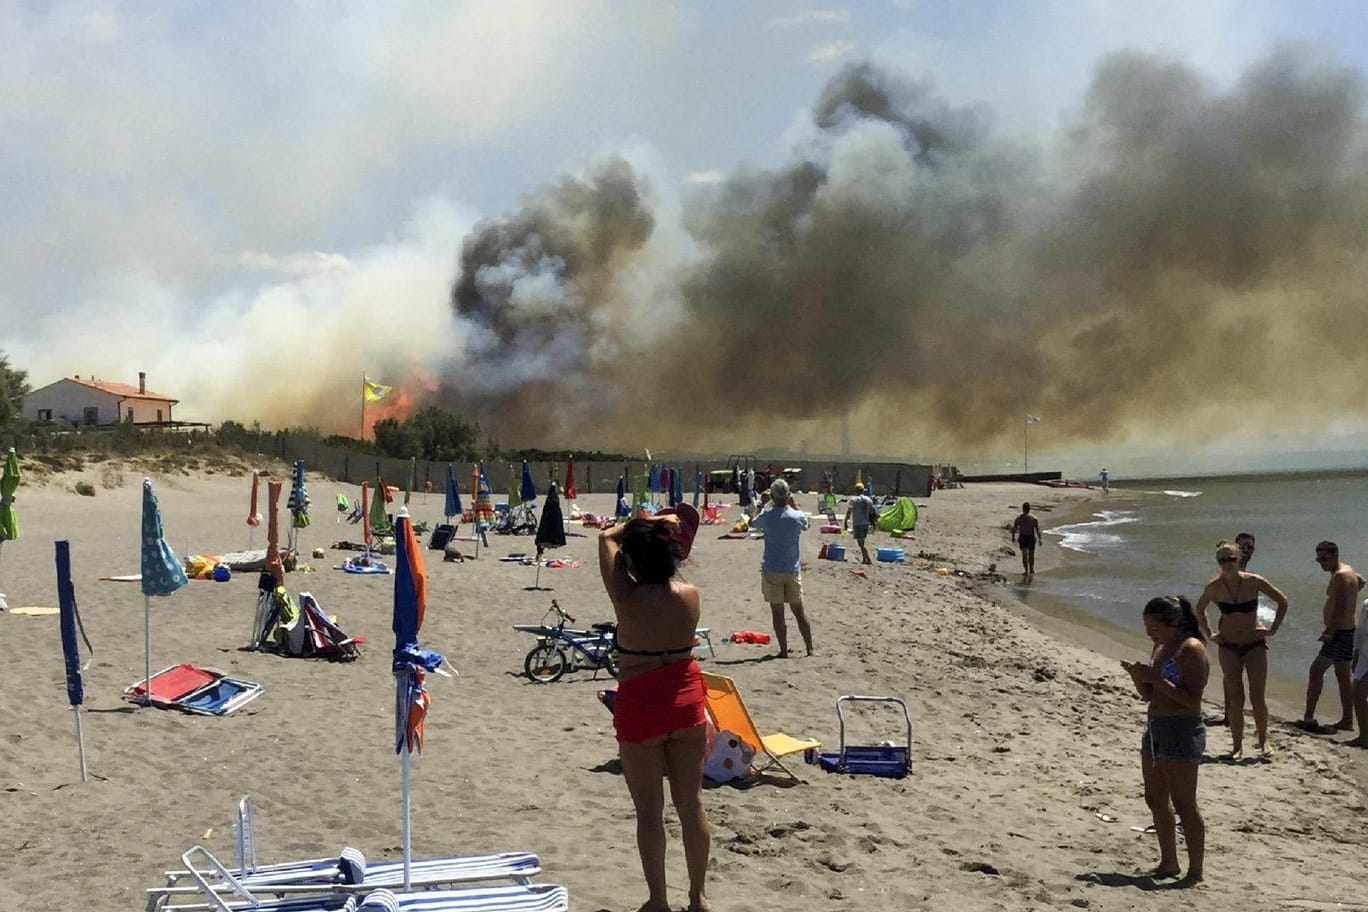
<box><xmin>392</xmin><ymin>508</ymin><xmax>448</xmax><ymax>889</ymax></box>
<box><xmin>139</xmin><ymin>478</ymin><xmax>189</xmax><ymax>706</ymax></box>
<box><xmin>874</xmin><ymin>497</ymin><xmax>918</xmax><ymax>534</ymax></box>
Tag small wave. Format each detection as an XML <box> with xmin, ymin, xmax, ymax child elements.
<box><xmin>1162</xmin><ymin>489</ymin><xmax>1203</xmax><ymax>498</ymax></box>
<box><xmin>1049</xmin><ymin>510</ymin><xmax>1138</xmax><ymax>554</ymax></box>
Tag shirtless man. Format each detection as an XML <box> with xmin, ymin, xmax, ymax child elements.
<box><xmin>1298</xmin><ymin>541</ymin><xmax>1359</xmax><ymax>733</ymax></box>
<box><xmin>1010</xmin><ymin>503</ymin><xmax>1042</xmax><ymax>582</ymax></box>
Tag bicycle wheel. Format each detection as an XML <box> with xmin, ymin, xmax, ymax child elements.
<box><xmin>524</xmin><ymin>644</ymin><xmax>568</xmax><ymax>683</ymax></box>
<box><xmin>603</xmin><ymin>647</ymin><xmax>620</xmax><ymax>679</ymax></box>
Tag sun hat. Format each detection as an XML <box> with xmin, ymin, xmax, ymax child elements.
<box><xmin>855</xmin><ymin>482</ymin><xmax>865</xmax><ymax>491</ymax></box>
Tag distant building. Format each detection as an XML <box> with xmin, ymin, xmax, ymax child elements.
<box><xmin>23</xmin><ymin>372</ymin><xmax>178</xmax><ymax>427</ymax></box>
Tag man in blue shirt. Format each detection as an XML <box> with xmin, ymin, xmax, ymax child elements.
<box><xmin>747</xmin><ymin>478</ymin><xmax>814</xmax><ymax>657</ymax></box>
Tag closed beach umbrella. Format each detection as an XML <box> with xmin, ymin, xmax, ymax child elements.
<box><xmin>404</xmin><ymin>456</ymin><xmax>416</xmax><ymax>507</ymax></box>
<box><xmin>443</xmin><ymin>463</ymin><xmax>461</xmax><ymax>525</ymax></box>
<box><xmin>140</xmin><ymin>478</ymin><xmax>188</xmax><ymax>706</ymax></box>
<box><xmin>507</xmin><ymin>464</ymin><xmax>521</xmax><ymax>509</ymax></box>
<box><xmin>520</xmin><ymin>460</ymin><xmax>536</xmax><ymax>504</ymax></box>
<box><xmin>730</xmin><ymin>465</ymin><xmax>740</xmax><ymax>498</ymax></box>
<box><xmin>0</xmin><ymin>447</ymin><xmax>19</xmax><ymax>578</ymax></box>
<box><xmin>740</xmin><ymin>469</ymin><xmax>753</xmax><ymax>509</ymax></box>
<box><xmin>56</xmin><ymin>540</ymin><xmax>92</xmax><ymax>781</ymax></box>
<box><xmin>564</xmin><ymin>456</ymin><xmax>577</xmax><ymax>500</ymax></box>
<box><xmin>370</xmin><ymin>476</ymin><xmax>392</xmax><ymax>537</ymax></box>
<box><xmin>671</xmin><ymin>467</ymin><xmax>683</xmax><ymax>507</ymax></box>
<box><xmin>246</xmin><ymin>469</ymin><xmax>262</xmax><ymax>548</ymax></box>
<box><xmin>532</xmin><ymin>483</ymin><xmax>567</xmax><ymax>590</ymax></box>
<box><xmin>287</xmin><ymin>460</ymin><xmax>310</xmax><ymax>556</ymax></box>
<box><xmin>693</xmin><ymin>469</ymin><xmax>703</xmax><ymax>508</ymax></box>
<box><xmin>391</xmin><ymin>508</ymin><xmax>447</xmax><ymax>890</ymax></box>
<box><xmin>648</xmin><ymin>464</ymin><xmax>661</xmax><ymax>498</ymax></box>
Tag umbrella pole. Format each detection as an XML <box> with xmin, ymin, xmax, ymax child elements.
<box><xmin>72</xmin><ymin>705</ymin><xmax>88</xmax><ymax>782</ymax></box>
<box><xmin>401</xmin><ymin>734</ymin><xmax>413</xmax><ymax>891</ymax></box>
<box><xmin>143</xmin><ymin>594</ymin><xmax>152</xmax><ymax>707</ymax></box>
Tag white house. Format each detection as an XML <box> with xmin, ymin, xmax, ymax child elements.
<box><xmin>23</xmin><ymin>372</ymin><xmax>178</xmax><ymax>427</ymax></box>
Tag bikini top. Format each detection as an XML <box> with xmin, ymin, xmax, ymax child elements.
<box><xmin>1217</xmin><ymin>599</ymin><xmax>1258</xmax><ymax>615</ymax></box>
<box><xmin>1158</xmin><ymin>656</ymin><xmax>1181</xmax><ymax>685</ymax></box>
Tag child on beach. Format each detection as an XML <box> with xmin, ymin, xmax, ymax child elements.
<box><xmin>1121</xmin><ymin>595</ymin><xmax>1208</xmax><ymax>886</ymax></box>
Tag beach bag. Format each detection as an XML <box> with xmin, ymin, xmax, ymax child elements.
<box><xmin>704</xmin><ymin>729</ymin><xmax>756</xmax><ymax>783</ymax></box>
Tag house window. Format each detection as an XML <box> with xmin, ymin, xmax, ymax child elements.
<box><xmin>37</xmin><ymin>409</ymin><xmax>52</xmax><ymax>421</ymax></box>
<box><xmin>83</xmin><ymin>407</ymin><xmax>99</xmax><ymax>426</ymax></box>
<box><xmin>126</xmin><ymin>408</ymin><xmax>134</xmax><ymax>422</ymax></box>
<box><xmin>156</xmin><ymin>409</ymin><xmax>163</xmax><ymax>422</ymax></box>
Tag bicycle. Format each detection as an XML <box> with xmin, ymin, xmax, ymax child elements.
<box><xmin>513</xmin><ymin>599</ymin><xmax>619</xmax><ymax>683</ymax></box>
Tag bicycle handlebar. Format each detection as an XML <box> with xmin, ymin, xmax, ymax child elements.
<box><xmin>550</xmin><ymin>599</ymin><xmax>575</xmax><ymax>624</ymax></box>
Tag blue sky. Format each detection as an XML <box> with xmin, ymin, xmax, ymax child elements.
<box><xmin>4</xmin><ymin>1</ymin><xmax>1368</xmax><ymax>473</ymax></box>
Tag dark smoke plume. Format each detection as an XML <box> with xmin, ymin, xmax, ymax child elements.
<box><xmin>446</xmin><ymin>50</ymin><xmax>1368</xmax><ymax>458</ymax></box>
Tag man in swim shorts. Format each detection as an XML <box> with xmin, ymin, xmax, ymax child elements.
<box><xmin>842</xmin><ymin>481</ymin><xmax>877</xmax><ymax>565</ymax></box>
<box><xmin>748</xmin><ymin>478</ymin><xmax>813</xmax><ymax>657</ymax></box>
<box><xmin>1010</xmin><ymin>502</ymin><xmax>1042</xmax><ymax>582</ymax></box>
<box><xmin>1299</xmin><ymin>541</ymin><xmax>1359</xmax><ymax>734</ymax></box>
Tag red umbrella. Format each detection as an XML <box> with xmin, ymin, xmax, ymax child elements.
<box><xmin>565</xmin><ymin>456</ymin><xmax>578</xmax><ymax>500</ymax></box>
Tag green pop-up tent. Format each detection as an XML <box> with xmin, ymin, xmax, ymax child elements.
<box><xmin>873</xmin><ymin>497</ymin><xmax>918</xmax><ymax>535</ymax></box>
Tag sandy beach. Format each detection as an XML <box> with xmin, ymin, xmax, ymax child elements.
<box><xmin>1</xmin><ymin>464</ymin><xmax>1365</xmax><ymax>912</ymax></box>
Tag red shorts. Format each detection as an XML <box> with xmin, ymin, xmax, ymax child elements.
<box><xmin>613</xmin><ymin>658</ymin><xmax>707</xmax><ymax>743</ymax></box>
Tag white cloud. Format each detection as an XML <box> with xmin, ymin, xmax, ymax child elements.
<box><xmin>685</xmin><ymin>170</ymin><xmax>726</xmax><ymax>184</ymax></box>
<box><xmin>768</xmin><ymin>10</ymin><xmax>849</xmax><ymax>29</ymax></box>
<box><xmin>809</xmin><ymin>39</ymin><xmax>856</xmax><ymax>63</ymax></box>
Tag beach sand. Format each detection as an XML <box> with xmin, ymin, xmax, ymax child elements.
<box><xmin>1</xmin><ymin>464</ymin><xmax>1365</xmax><ymax>911</ymax></box>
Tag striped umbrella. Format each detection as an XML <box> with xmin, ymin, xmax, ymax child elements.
<box><xmin>392</xmin><ymin>508</ymin><xmax>447</xmax><ymax>890</ymax></box>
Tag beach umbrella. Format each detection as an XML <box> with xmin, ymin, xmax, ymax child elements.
<box><xmin>632</xmin><ymin>474</ymin><xmax>649</xmax><ymax>517</ymax></box>
<box><xmin>740</xmin><ymin>469</ymin><xmax>753</xmax><ymax>509</ymax></box>
<box><xmin>391</xmin><ymin>507</ymin><xmax>447</xmax><ymax>890</ymax></box>
<box><xmin>532</xmin><ymin>483</ymin><xmax>567</xmax><ymax>590</ymax></box>
<box><xmin>615</xmin><ymin>474</ymin><xmax>629</xmax><ymax>517</ymax></box>
<box><xmin>0</xmin><ymin>447</ymin><xmax>18</xmax><ymax>584</ymax></box>
<box><xmin>730</xmin><ymin>465</ymin><xmax>740</xmax><ymax>500</ymax></box>
<box><xmin>648</xmin><ymin>464</ymin><xmax>661</xmax><ymax>502</ymax></box>
<box><xmin>287</xmin><ymin>460</ymin><xmax>310</xmax><ymax>554</ymax></box>
<box><xmin>404</xmin><ymin>456</ymin><xmax>416</xmax><ymax>507</ymax></box>
<box><xmin>564</xmin><ymin>456</ymin><xmax>577</xmax><ymax>500</ymax></box>
<box><xmin>475</xmin><ymin>463</ymin><xmax>494</xmax><ymax>557</ymax></box>
<box><xmin>56</xmin><ymin>539</ymin><xmax>92</xmax><ymax>781</ymax></box>
<box><xmin>359</xmin><ymin>481</ymin><xmax>372</xmax><ymax>554</ymax></box>
<box><xmin>507</xmin><ymin>464</ymin><xmax>521</xmax><ymax>509</ymax></box>
<box><xmin>520</xmin><ymin>460</ymin><xmax>536</xmax><ymax>505</ymax></box>
<box><xmin>140</xmin><ymin>478</ymin><xmax>188</xmax><ymax>706</ymax></box>
<box><xmin>671</xmin><ymin>467</ymin><xmax>683</xmax><ymax>508</ymax></box>
<box><xmin>370</xmin><ymin>476</ymin><xmax>393</xmax><ymax>538</ymax></box>
<box><xmin>443</xmin><ymin>463</ymin><xmax>461</xmax><ymax>525</ymax></box>
<box><xmin>245</xmin><ymin>469</ymin><xmax>262</xmax><ymax>547</ymax></box>
<box><xmin>693</xmin><ymin>469</ymin><xmax>703</xmax><ymax>508</ymax></box>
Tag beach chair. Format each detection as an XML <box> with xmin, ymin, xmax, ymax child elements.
<box><xmin>162</xmin><ymin>846</ymin><xmax>567</xmax><ymax>912</ymax></box>
<box><xmin>700</xmin><ymin>672</ymin><xmax>820</xmax><ymax>784</ymax></box>
<box><xmin>125</xmin><ymin>664</ymin><xmax>265</xmax><ymax>716</ymax></box>
<box><xmin>149</xmin><ymin>798</ymin><xmax>540</xmax><ymax>909</ymax></box>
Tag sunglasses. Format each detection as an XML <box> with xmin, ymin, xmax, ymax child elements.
<box><xmin>1217</xmin><ymin>555</ymin><xmax>1239</xmax><ymax>564</ymax></box>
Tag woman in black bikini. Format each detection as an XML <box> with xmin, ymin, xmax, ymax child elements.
<box><xmin>1195</xmin><ymin>540</ymin><xmax>1288</xmax><ymax>758</ymax></box>
<box><xmin>1122</xmin><ymin>595</ymin><xmax>1209</xmax><ymax>885</ymax></box>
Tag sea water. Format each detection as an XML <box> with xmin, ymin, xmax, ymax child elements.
<box><xmin>1020</xmin><ymin>470</ymin><xmax>1368</xmax><ymax>683</ymax></box>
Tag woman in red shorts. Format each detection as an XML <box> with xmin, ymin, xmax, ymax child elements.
<box><xmin>599</xmin><ymin>506</ymin><xmax>710</xmax><ymax>912</ymax></box>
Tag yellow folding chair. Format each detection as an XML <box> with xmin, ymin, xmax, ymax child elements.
<box><xmin>701</xmin><ymin>672</ymin><xmax>820</xmax><ymax>783</ymax></box>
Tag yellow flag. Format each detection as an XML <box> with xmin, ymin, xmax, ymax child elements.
<box><xmin>363</xmin><ymin>377</ymin><xmax>392</xmax><ymax>402</ymax></box>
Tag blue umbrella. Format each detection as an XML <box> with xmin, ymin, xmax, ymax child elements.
<box><xmin>672</xmin><ymin>467</ymin><xmax>684</xmax><ymax>507</ymax></box>
<box><xmin>616</xmin><ymin>474</ymin><xmax>629</xmax><ymax>517</ymax></box>
<box><xmin>520</xmin><ymin>460</ymin><xmax>536</xmax><ymax>504</ymax></box>
<box><xmin>287</xmin><ymin>459</ymin><xmax>310</xmax><ymax>554</ymax></box>
<box><xmin>392</xmin><ymin>509</ymin><xmax>446</xmax><ymax>890</ymax></box>
<box><xmin>56</xmin><ymin>539</ymin><xmax>91</xmax><ymax>781</ymax></box>
<box><xmin>648</xmin><ymin>464</ymin><xmax>661</xmax><ymax>497</ymax></box>
<box><xmin>443</xmin><ymin>463</ymin><xmax>461</xmax><ymax>525</ymax></box>
<box><xmin>140</xmin><ymin>478</ymin><xmax>188</xmax><ymax>706</ymax></box>
<box><xmin>693</xmin><ymin>470</ymin><xmax>703</xmax><ymax>508</ymax></box>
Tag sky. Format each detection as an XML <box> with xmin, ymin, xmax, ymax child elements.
<box><xmin>5</xmin><ymin>0</ymin><xmax>1368</xmax><ymax>478</ymax></box>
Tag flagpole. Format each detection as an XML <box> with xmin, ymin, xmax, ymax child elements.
<box><xmin>1024</xmin><ymin>416</ymin><xmax>1029</xmax><ymax>474</ymax></box>
<box><xmin>360</xmin><ymin>373</ymin><xmax>366</xmax><ymax>441</ymax></box>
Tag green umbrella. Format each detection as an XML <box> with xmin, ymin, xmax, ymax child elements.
<box><xmin>507</xmin><ymin>464</ymin><xmax>521</xmax><ymax>508</ymax></box>
<box><xmin>1</xmin><ymin>447</ymin><xmax>18</xmax><ymax>590</ymax></box>
<box><xmin>370</xmin><ymin>476</ymin><xmax>393</xmax><ymax>537</ymax></box>
<box><xmin>0</xmin><ymin>447</ymin><xmax>17</xmax><ymax>544</ymax></box>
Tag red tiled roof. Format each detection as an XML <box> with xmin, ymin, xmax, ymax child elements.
<box><xmin>68</xmin><ymin>376</ymin><xmax>178</xmax><ymax>403</ymax></box>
